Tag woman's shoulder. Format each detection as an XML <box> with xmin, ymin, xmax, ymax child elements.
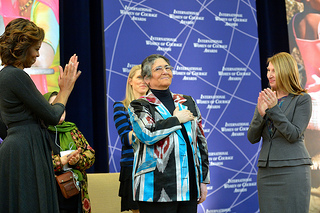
<box><xmin>113</xmin><ymin>101</ymin><xmax>127</xmax><ymax>112</ymax></box>
<box><xmin>1</xmin><ymin>65</ymin><xmax>23</xmax><ymax>73</ymax></box>
<box><xmin>0</xmin><ymin>66</ymin><xmax>29</xmax><ymax>82</ymax></box>
<box><xmin>128</xmin><ymin>98</ymin><xmax>154</xmax><ymax>111</ymax></box>
<box><xmin>297</xmin><ymin>92</ymin><xmax>310</xmax><ymax>98</ymax></box>
<box><xmin>171</xmin><ymin>91</ymin><xmax>191</xmax><ymax>99</ymax></box>
<box><xmin>182</xmin><ymin>94</ymin><xmax>193</xmax><ymax>101</ymax></box>
<box><xmin>302</xmin><ymin>92</ymin><xmax>311</xmax><ymax>96</ymax></box>
<box><xmin>172</xmin><ymin>93</ymin><xmax>194</xmax><ymax>103</ymax></box>
<box><xmin>113</xmin><ymin>101</ymin><xmax>124</xmax><ymax>107</ymax></box>
<box><xmin>292</xmin><ymin>92</ymin><xmax>311</xmax><ymax>102</ymax></box>
<box><xmin>301</xmin><ymin>92</ymin><xmax>311</xmax><ymax>101</ymax></box>
<box><xmin>131</xmin><ymin>97</ymin><xmax>151</xmax><ymax>105</ymax></box>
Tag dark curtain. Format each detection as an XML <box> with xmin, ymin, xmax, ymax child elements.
<box><xmin>59</xmin><ymin>0</ymin><xmax>289</xmax><ymax>173</ymax></box>
<box><xmin>256</xmin><ymin>0</ymin><xmax>290</xmax><ymax>89</ymax></box>
<box><xmin>60</xmin><ymin>0</ymin><xmax>108</xmax><ymax>173</ymax></box>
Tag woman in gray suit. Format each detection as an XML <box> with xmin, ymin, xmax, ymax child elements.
<box><xmin>247</xmin><ymin>52</ymin><xmax>312</xmax><ymax>213</ymax></box>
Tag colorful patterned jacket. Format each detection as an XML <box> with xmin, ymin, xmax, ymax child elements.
<box><xmin>128</xmin><ymin>91</ymin><xmax>210</xmax><ymax>202</ymax></box>
<box><xmin>52</xmin><ymin>127</ymin><xmax>95</xmax><ymax>213</ymax></box>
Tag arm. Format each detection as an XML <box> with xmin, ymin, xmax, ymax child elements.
<box><xmin>9</xmin><ymin>68</ymin><xmax>64</xmax><ymax>125</ymax></box>
<box><xmin>247</xmin><ymin>89</ymin><xmax>274</xmax><ymax>143</ymax></box>
<box><xmin>52</xmin><ymin>149</ymin><xmax>81</xmax><ymax>172</ymax></box>
<box><xmin>52</xmin><ymin>153</ymin><xmax>63</xmax><ymax>172</ymax></box>
<box><xmin>193</xmin><ymin>98</ymin><xmax>210</xmax><ymax>184</ymax></box>
<box><xmin>113</xmin><ymin>102</ymin><xmax>134</xmax><ymax>147</ymax></box>
<box><xmin>267</xmin><ymin>94</ymin><xmax>312</xmax><ymax>143</ymax></box>
<box><xmin>52</xmin><ymin>54</ymin><xmax>81</xmax><ymax>107</ymax></box>
<box><xmin>128</xmin><ymin>99</ymin><xmax>182</xmax><ymax>145</ymax></box>
<box><xmin>69</xmin><ymin>128</ymin><xmax>95</xmax><ymax>171</ymax></box>
<box><xmin>247</xmin><ymin>106</ymin><xmax>266</xmax><ymax>144</ymax></box>
<box><xmin>196</xmin><ymin>108</ymin><xmax>209</xmax><ymax>204</ymax></box>
<box><xmin>191</xmin><ymin>97</ymin><xmax>209</xmax><ymax>203</ymax></box>
<box><xmin>198</xmin><ymin>183</ymin><xmax>208</xmax><ymax>204</ymax></box>
<box><xmin>9</xmin><ymin>55</ymin><xmax>79</xmax><ymax>125</ymax></box>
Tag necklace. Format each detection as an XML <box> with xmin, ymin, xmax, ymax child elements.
<box><xmin>19</xmin><ymin>0</ymin><xmax>34</xmax><ymax>16</ymax></box>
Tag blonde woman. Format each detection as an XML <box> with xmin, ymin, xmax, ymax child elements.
<box><xmin>113</xmin><ymin>65</ymin><xmax>148</xmax><ymax>213</ymax></box>
<box><xmin>248</xmin><ymin>52</ymin><xmax>312</xmax><ymax>213</ymax></box>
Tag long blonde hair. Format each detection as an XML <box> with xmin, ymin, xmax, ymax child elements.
<box><xmin>122</xmin><ymin>65</ymin><xmax>142</xmax><ymax>108</ymax></box>
<box><xmin>267</xmin><ymin>52</ymin><xmax>306</xmax><ymax>95</ymax></box>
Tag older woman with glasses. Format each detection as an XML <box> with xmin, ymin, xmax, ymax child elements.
<box><xmin>128</xmin><ymin>54</ymin><xmax>210</xmax><ymax>213</ymax></box>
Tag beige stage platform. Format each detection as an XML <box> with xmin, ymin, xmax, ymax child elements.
<box><xmin>87</xmin><ymin>173</ymin><xmax>130</xmax><ymax>213</ymax></box>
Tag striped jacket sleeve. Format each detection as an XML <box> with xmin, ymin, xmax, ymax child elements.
<box><xmin>113</xmin><ymin>102</ymin><xmax>132</xmax><ymax>147</ymax></box>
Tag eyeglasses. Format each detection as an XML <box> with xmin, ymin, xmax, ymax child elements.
<box><xmin>153</xmin><ymin>65</ymin><xmax>173</xmax><ymax>72</ymax></box>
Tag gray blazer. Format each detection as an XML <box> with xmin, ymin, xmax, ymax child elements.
<box><xmin>247</xmin><ymin>93</ymin><xmax>312</xmax><ymax>167</ymax></box>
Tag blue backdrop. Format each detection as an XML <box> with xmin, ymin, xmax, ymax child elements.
<box><xmin>103</xmin><ymin>0</ymin><xmax>261</xmax><ymax>212</ymax></box>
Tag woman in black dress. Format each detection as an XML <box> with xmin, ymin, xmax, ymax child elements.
<box><xmin>0</xmin><ymin>18</ymin><xmax>81</xmax><ymax>212</ymax></box>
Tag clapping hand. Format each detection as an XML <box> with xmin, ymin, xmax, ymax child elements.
<box><xmin>58</xmin><ymin>54</ymin><xmax>81</xmax><ymax>93</ymax></box>
<box><xmin>257</xmin><ymin>88</ymin><xmax>277</xmax><ymax>117</ymax></box>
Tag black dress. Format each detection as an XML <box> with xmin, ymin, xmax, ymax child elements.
<box><xmin>0</xmin><ymin>66</ymin><xmax>64</xmax><ymax>212</ymax></box>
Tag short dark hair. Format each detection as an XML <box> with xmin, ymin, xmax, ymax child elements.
<box><xmin>141</xmin><ymin>54</ymin><xmax>170</xmax><ymax>80</ymax></box>
<box><xmin>0</xmin><ymin>18</ymin><xmax>45</xmax><ymax>67</ymax></box>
